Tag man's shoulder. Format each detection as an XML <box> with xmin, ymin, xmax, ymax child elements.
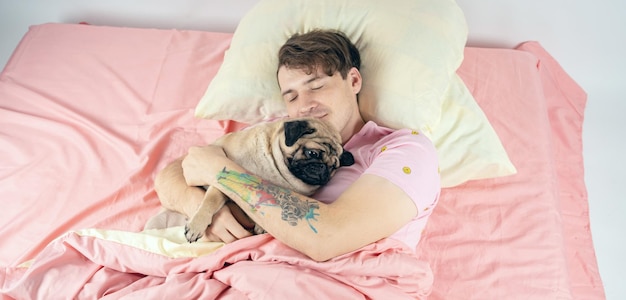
<box><xmin>355</xmin><ymin>121</ymin><xmax>433</xmax><ymax>148</ymax></box>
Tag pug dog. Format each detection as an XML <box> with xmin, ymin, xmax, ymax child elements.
<box><xmin>154</xmin><ymin>117</ymin><xmax>354</xmax><ymax>243</ymax></box>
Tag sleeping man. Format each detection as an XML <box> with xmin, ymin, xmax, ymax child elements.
<box><xmin>162</xmin><ymin>29</ymin><xmax>441</xmax><ymax>262</ymax></box>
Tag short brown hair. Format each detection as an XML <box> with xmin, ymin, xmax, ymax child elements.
<box><xmin>278</xmin><ymin>29</ymin><xmax>361</xmax><ymax>79</ymax></box>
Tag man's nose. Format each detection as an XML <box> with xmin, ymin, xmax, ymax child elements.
<box><xmin>299</xmin><ymin>96</ymin><xmax>317</xmax><ymax>115</ymax></box>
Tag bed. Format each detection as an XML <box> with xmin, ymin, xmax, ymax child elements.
<box><xmin>0</xmin><ymin>1</ymin><xmax>605</xmax><ymax>299</ymax></box>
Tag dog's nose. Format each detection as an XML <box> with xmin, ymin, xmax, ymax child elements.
<box><xmin>304</xmin><ymin>163</ymin><xmax>326</xmax><ymax>174</ymax></box>
<box><xmin>290</xmin><ymin>163</ymin><xmax>331</xmax><ymax>186</ymax></box>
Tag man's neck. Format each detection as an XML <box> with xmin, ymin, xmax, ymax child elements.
<box><xmin>342</xmin><ymin>116</ymin><xmax>366</xmax><ymax>145</ymax></box>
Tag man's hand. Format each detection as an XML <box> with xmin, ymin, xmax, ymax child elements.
<box><xmin>203</xmin><ymin>202</ymin><xmax>254</xmax><ymax>243</ymax></box>
<box><xmin>181</xmin><ymin>145</ymin><xmax>226</xmax><ymax>187</ymax></box>
<box><xmin>179</xmin><ymin>145</ymin><xmax>256</xmax><ymax>243</ymax></box>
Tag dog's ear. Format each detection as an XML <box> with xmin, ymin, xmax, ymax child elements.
<box><xmin>284</xmin><ymin>120</ymin><xmax>316</xmax><ymax>147</ymax></box>
<box><xmin>339</xmin><ymin>150</ymin><xmax>355</xmax><ymax>166</ymax></box>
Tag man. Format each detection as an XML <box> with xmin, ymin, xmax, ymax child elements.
<box><xmin>173</xmin><ymin>30</ymin><xmax>440</xmax><ymax>262</ymax></box>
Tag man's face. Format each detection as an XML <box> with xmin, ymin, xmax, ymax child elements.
<box><xmin>277</xmin><ymin>66</ymin><xmax>361</xmax><ymax>135</ymax></box>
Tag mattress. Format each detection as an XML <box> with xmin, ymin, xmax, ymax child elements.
<box><xmin>0</xmin><ymin>23</ymin><xmax>604</xmax><ymax>299</ymax></box>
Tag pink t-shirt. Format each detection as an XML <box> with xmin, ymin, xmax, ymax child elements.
<box><xmin>313</xmin><ymin>121</ymin><xmax>441</xmax><ymax>250</ymax></box>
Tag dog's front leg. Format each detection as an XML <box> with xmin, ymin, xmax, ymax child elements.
<box><xmin>185</xmin><ymin>185</ymin><xmax>228</xmax><ymax>243</ymax></box>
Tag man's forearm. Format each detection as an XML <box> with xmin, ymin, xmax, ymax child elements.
<box><xmin>215</xmin><ymin>168</ymin><xmax>321</xmax><ymax>234</ymax></box>
<box><xmin>211</xmin><ymin>167</ymin><xmax>340</xmax><ymax>261</ymax></box>
<box><xmin>154</xmin><ymin>158</ymin><xmax>205</xmax><ymax>217</ymax></box>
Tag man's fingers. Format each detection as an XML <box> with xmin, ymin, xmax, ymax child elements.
<box><xmin>204</xmin><ymin>205</ymin><xmax>252</xmax><ymax>243</ymax></box>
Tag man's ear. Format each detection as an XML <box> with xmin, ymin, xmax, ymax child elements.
<box><xmin>284</xmin><ymin>120</ymin><xmax>315</xmax><ymax>147</ymax></box>
<box><xmin>349</xmin><ymin>67</ymin><xmax>362</xmax><ymax>94</ymax></box>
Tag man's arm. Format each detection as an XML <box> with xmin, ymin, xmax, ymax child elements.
<box><xmin>182</xmin><ymin>146</ymin><xmax>418</xmax><ymax>262</ymax></box>
<box><xmin>154</xmin><ymin>158</ymin><xmax>205</xmax><ymax>217</ymax></box>
<box><xmin>154</xmin><ymin>156</ymin><xmax>253</xmax><ymax>242</ymax></box>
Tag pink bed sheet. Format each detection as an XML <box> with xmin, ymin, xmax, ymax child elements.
<box><xmin>0</xmin><ymin>23</ymin><xmax>232</xmax><ymax>265</ymax></box>
<box><xmin>416</xmin><ymin>43</ymin><xmax>604</xmax><ymax>299</ymax></box>
<box><xmin>0</xmin><ymin>23</ymin><xmax>604</xmax><ymax>299</ymax></box>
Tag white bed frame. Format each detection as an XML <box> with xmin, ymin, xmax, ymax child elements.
<box><xmin>0</xmin><ymin>1</ymin><xmax>623</xmax><ymax>298</ymax></box>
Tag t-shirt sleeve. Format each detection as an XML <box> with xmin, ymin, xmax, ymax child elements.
<box><xmin>363</xmin><ymin>129</ymin><xmax>441</xmax><ymax>218</ymax></box>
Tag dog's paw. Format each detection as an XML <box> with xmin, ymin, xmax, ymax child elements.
<box><xmin>184</xmin><ymin>218</ymin><xmax>210</xmax><ymax>243</ymax></box>
<box><xmin>253</xmin><ymin>224</ymin><xmax>267</xmax><ymax>235</ymax></box>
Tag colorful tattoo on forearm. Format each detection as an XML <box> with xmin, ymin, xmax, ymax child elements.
<box><xmin>216</xmin><ymin>168</ymin><xmax>320</xmax><ymax>233</ymax></box>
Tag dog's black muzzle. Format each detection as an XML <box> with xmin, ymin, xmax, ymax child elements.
<box><xmin>288</xmin><ymin>160</ymin><xmax>333</xmax><ymax>186</ymax></box>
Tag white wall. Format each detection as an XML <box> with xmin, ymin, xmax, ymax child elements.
<box><xmin>458</xmin><ymin>1</ymin><xmax>625</xmax><ymax>95</ymax></box>
<box><xmin>1</xmin><ymin>1</ymin><xmax>624</xmax><ymax>298</ymax></box>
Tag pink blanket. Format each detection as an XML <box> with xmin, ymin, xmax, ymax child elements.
<box><xmin>1</xmin><ymin>230</ymin><xmax>432</xmax><ymax>299</ymax></box>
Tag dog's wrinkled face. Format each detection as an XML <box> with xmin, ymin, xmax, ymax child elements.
<box><xmin>282</xmin><ymin>118</ymin><xmax>355</xmax><ymax>186</ymax></box>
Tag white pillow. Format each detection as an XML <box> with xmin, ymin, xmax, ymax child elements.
<box><xmin>195</xmin><ymin>0</ymin><xmax>468</xmax><ymax>132</ymax></box>
<box><xmin>434</xmin><ymin>75</ymin><xmax>517</xmax><ymax>187</ymax></box>
<box><xmin>195</xmin><ymin>0</ymin><xmax>516</xmax><ymax>187</ymax></box>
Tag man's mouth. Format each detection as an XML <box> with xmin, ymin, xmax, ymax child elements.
<box><xmin>312</xmin><ymin>114</ymin><xmax>328</xmax><ymax>119</ymax></box>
